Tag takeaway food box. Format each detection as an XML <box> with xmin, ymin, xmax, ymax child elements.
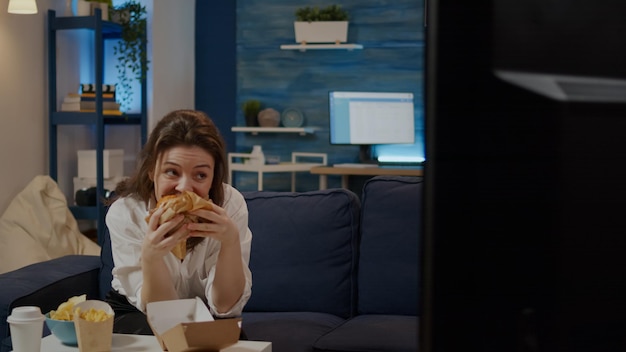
<box><xmin>147</xmin><ymin>297</ymin><xmax>241</xmax><ymax>352</ymax></box>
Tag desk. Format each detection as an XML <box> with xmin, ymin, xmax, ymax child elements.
<box><xmin>229</xmin><ymin>152</ymin><xmax>327</xmax><ymax>191</ymax></box>
<box><xmin>39</xmin><ymin>333</ymin><xmax>272</xmax><ymax>351</ymax></box>
<box><xmin>310</xmin><ymin>165</ymin><xmax>423</xmax><ymax>189</ymax></box>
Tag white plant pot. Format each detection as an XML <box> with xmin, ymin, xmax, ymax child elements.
<box><xmin>294</xmin><ymin>21</ymin><xmax>349</xmax><ymax>44</ymax></box>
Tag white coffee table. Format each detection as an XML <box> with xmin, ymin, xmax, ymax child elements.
<box><xmin>38</xmin><ymin>333</ymin><xmax>272</xmax><ymax>351</ymax></box>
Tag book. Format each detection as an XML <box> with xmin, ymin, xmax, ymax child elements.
<box><xmin>61</xmin><ymin>102</ymin><xmax>80</xmax><ymax>111</ymax></box>
<box><xmin>80</xmin><ymin>84</ymin><xmax>116</xmax><ymax>94</ymax></box>
<box><xmin>80</xmin><ymin>101</ymin><xmax>121</xmax><ymax>110</ymax></box>
<box><xmin>63</xmin><ymin>93</ymin><xmax>81</xmax><ymax>103</ymax></box>
<box><xmin>79</xmin><ymin>109</ymin><xmax>124</xmax><ymax>115</ymax></box>
<box><xmin>80</xmin><ymin>93</ymin><xmax>115</xmax><ymax>99</ymax></box>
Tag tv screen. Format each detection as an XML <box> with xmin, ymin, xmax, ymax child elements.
<box><xmin>329</xmin><ymin>91</ymin><xmax>415</xmax><ymax>145</ymax></box>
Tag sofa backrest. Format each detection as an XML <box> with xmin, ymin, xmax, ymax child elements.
<box><xmin>243</xmin><ymin>189</ymin><xmax>361</xmax><ymax>319</ymax></box>
<box><xmin>99</xmin><ymin>224</ymin><xmax>114</xmax><ymax>300</ymax></box>
<box><xmin>357</xmin><ymin>176</ymin><xmax>422</xmax><ymax>316</ymax></box>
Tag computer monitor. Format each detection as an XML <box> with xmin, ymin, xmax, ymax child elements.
<box><xmin>329</xmin><ymin>91</ymin><xmax>415</xmax><ymax>163</ymax></box>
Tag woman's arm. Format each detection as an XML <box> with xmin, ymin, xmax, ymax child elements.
<box><xmin>141</xmin><ymin>207</ymin><xmax>188</xmax><ymax>305</ymax></box>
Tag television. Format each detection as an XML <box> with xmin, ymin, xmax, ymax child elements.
<box><xmin>423</xmin><ymin>1</ymin><xmax>626</xmax><ymax>351</ymax></box>
<box><xmin>329</xmin><ymin>91</ymin><xmax>415</xmax><ymax>163</ymax></box>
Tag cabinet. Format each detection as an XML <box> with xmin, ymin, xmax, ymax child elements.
<box><xmin>47</xmin><ymin>9</ymin><xmax>147</xmax><ymax>245</ymax></box>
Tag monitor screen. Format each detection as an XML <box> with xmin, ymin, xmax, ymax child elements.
<box><xmin>329</xmin><ymin>91</ymin><xmax>416</xmax><ymax>145</ymax></box>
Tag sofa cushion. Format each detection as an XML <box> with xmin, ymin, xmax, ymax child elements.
<box><xmin>358</xmin><ymin>176</ymin><xmax>422</xmax><ymax>316</ymax></box>
<box><xmin>243</xmin><ymin>311</ymin><xmax>345</xmax><ymax>352</ymax></box>
<box><xmin>313</xmin><ymin>315</ymin><xmax>418</xmax><ymax>352</ymax></box>
<box><xmin>243</xmin><ymin>189</ymin><xmax>360</xmax><ymax>318</ymax></box>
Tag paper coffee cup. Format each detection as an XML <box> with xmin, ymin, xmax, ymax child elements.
<box><xmin>7</xmin><ymin>306</ymin><xmax>44</xmax><ymax>352</ymax></box>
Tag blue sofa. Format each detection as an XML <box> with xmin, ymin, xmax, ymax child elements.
<box><xmin>0</xmin><ymin>175</ymin><xmax>421</xmax><ymax>352</ymax></box>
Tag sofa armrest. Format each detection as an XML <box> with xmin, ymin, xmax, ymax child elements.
<box><xmin>0</xmin><ymin>255</ymin><xmax>100</xmax><ymax>342</ymax></box>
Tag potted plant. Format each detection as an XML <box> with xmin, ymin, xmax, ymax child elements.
<box><xmin>111</xmin><ymin>0</ymin><xmax>149</xmax><ymax>111</ymax></box>
<box><xmin>242</xmin><ymin>99</ymin><xmax>262</xmax><ymax>127</ymax></box>
<box><xmin>294</xmin><ymin>5</ymin><xmax>349</xmax><ymax>44</ymax></box>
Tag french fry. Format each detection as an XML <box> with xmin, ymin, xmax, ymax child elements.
<box><xmin>49</xmin><ymin>294</ymin><xmax>87</xmax><ymax>321</ymax></box>
<box><xmin>75</xmin><ymin>307</ymin><xmax>112</xmax><ymax>322</ymax></box>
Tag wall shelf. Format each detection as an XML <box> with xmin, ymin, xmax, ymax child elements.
<box><xmin>231</xmin><ymin>126</ymin><xmax>320</xmax><ymax>136</ymax></box>
<box><xmin>280</xmin><ymin>43</ymin><xmax>363</xmax><ymax>51</ymax></box>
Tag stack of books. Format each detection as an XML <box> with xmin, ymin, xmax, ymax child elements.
<box><xmin>59</xmin><ymin>84</ymin><xmax>122</xmax><ymax>115</ymax></box>
<box><xmin>60</xmin><ymin>93</ymin><xmax>81</xmax><ymax>111</ymax></box>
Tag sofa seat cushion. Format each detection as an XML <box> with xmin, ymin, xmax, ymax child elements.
<box><xmin>243</xmin><ymin>311</ymin><xmax>346</xmax><ymax>352</ymax></box>
<box><xmin>313</xmin><ymin>314</ymin><xmax>418</xmax><ymax>352</ymax></box>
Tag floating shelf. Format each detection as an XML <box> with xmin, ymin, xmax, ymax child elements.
<box><xmin>280</xmin><ymin>43</ymin><xmax>363</xmax><ymax>51</ymax></box>
<box><xmin>231</xmin><ymin>126</ymin><xmax>320</xmax><ymax>136</ymax></box>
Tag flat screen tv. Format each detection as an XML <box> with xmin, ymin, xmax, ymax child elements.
<box><xmin>329</xmin><ymin>91</ymin><xmax>415</xmax><ymax>163</ymax></box>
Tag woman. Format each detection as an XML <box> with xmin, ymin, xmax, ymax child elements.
<box><xmin>104</xmin><ymin>109</ymin><xmax>252</xmax><ymax>334</ymax></box>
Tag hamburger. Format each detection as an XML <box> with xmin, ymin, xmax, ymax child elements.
<box><xmin>145</xmin><ymin>190</ymin><xmax>213</xmax><ymax>260</ymax></box>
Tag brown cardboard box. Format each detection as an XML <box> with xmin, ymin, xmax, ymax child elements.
<box><xmin>73</xmin><ymin>300</ymin><xmax>114</xmax><ymax>352</ymax></box>
<box><xmin>147</xmin><ymin>297</ymin><xmax>241</xmax><ymax>352</ymax></box>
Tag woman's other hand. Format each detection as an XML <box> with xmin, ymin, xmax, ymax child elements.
<box><xmin>142</xmin><ymin>207</ymin><xmax>188</xmax><ymax>262</ymax></box>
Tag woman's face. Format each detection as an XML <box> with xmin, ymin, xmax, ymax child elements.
<box><xmin>151</xmin><ymin>145</ymin><xmax>215</xmax><ymax>201</ymax></box>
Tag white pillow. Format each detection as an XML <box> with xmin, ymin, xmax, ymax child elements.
<box><xmin>0</xmin><ymin>175</ymin><xmax>101</xmax><ymax>274</ymax></box>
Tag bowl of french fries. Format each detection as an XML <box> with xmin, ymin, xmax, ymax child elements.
<box><xmin>45</xmin><ymin>294</ymin><xmax>85</xmax><ymax>345</ymax></box>
<box><xmin>45</xmin><ymin>295</ymin><xmax>114</xmax><ymax>349</ymax></box>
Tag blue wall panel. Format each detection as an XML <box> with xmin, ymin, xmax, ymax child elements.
<box><xmin>197</xmin><ymin>0</ymin><xmax>424</xmax><ymax>192</ymax></box>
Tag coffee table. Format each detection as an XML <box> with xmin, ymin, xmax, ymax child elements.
<box><xmin>39</xmin><ymin>333</ymin><xmax>272</xmax><ymax>351</ymax></box>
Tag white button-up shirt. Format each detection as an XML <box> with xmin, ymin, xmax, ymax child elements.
<box><xmin>105</xmin><ymin>183</ymin><xmax>252</xmax><ymax>317</ymax></box>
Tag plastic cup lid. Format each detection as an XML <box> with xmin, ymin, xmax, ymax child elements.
<box><xmin>7</xmin><ymin>306</ymin><xmax>44</xmax><ymax>323</ymax></box>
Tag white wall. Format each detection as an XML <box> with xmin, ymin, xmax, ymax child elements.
<box><xmin>150</xmin><ymin>1</ymin><xmax>195</xmax><ymax>131</ymax></box>
<box><xmin>0</xmin><ymin>0</ymin><xmax>195</xmax><ymax>217</ymax></box>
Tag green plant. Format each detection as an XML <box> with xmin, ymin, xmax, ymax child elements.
<box><xmin>112</xmin><ymin>1</ymin><xmax>149</xmax><ymax>111</ymax></box>
<box><xmin>242</xmin><ymin>100</ymin><xmax>262</xmax><ymax>126</ymax></box>
<box><xmin>242</xmin><ymin>100</ymin><xmax>261</xmax><ymax>116</ymax></box>
<box><xmin>295</xmin><ymin>5</ymin><xmax>349</xmax><ymax>22</ymax></box>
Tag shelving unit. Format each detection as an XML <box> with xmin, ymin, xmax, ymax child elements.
<box><xmin>47</xmin><ymin>9</ymin><xmax>147</xmax><ymax>245</ymax></box>
<box><xmin>280</xmin><ymin>43</ymin><xmax>363</xmax><ymax>51</ymax></box>
<box><xmin>231</xmin><ymin>126</ymin><xmax>320</xmax><ymax>135</ymax></box>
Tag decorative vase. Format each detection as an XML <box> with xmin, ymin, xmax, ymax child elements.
<box><xmin>257</xmin><ymin>108</ymin><xmax>280</xmax><ymax>127</ymax></box>
<box><xmin>294</xmin><ymin>21</ymin><xmax>349</xmax><ymax>44</ymax></box>
<box><xmin>249</xmin><ymin>145</ymin><xmax>265</xmax><ymax>166</ymax></box>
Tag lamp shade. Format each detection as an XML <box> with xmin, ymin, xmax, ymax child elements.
<box><xmin>8</xmin><ymin>0</ymin><xmax>38</xmax><ymax>14</ymax></box>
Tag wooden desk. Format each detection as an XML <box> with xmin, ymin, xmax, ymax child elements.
<box><xmin>310</xmin><ymin>165</ymin><xmax>423</xmax><ymax>189</ymax></box>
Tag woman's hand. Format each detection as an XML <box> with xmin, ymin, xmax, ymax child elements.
<box><xmin>142</xmin><ymin>207</ymin><xmax>188</xmax><ymax>262</ymax></box>
<box><xmin>186</xmin><ymin>204</ymin><xmax>239</xmax><ymax>246</ymax></box>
